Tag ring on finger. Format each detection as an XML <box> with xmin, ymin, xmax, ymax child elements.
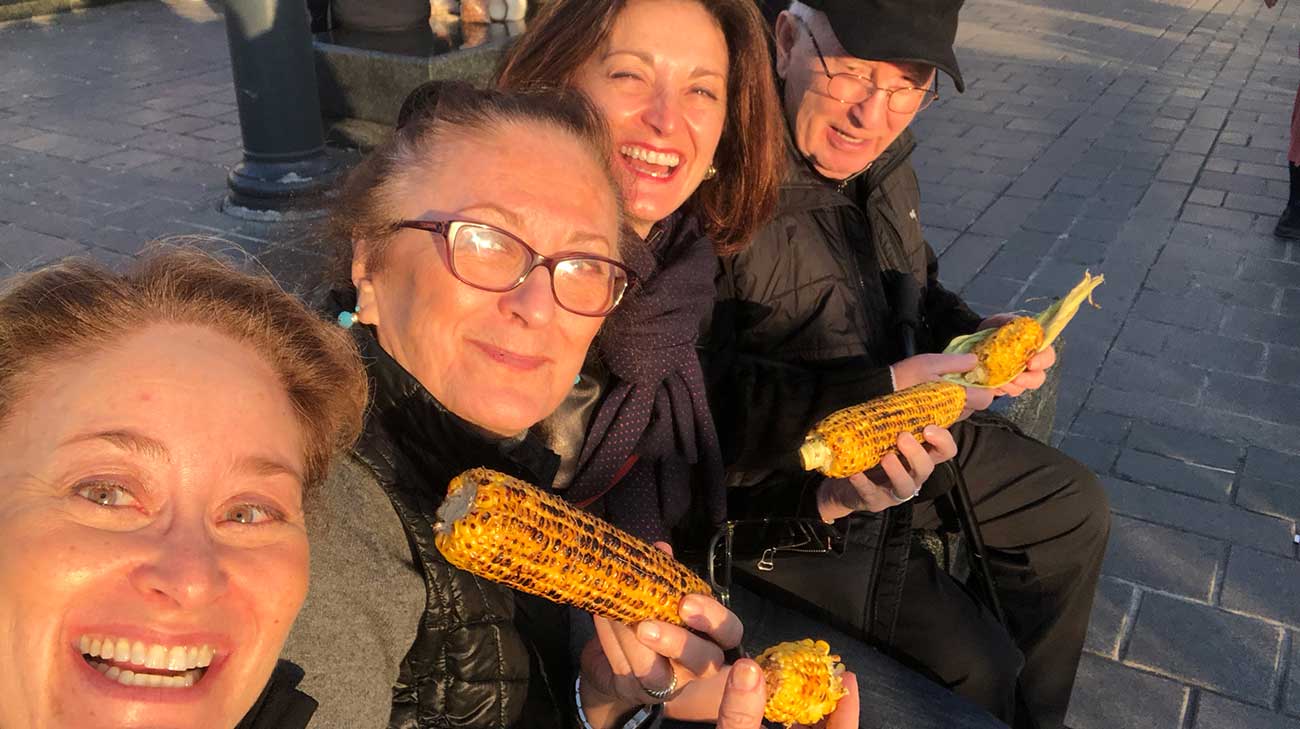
<box><xmin>639</xmin><ymin>664</ymin><xmax>678</xmax><ymax>702</ymax></box>
<box><xmin>889</xmin><ymin>486</ymin><xmax>921</xmax><ymax>504</ymax></box>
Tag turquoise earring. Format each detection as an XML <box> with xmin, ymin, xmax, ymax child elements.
<box><xmin>574</xmin><ymin>374</ymin><xmax>582</xmax><ymax>386</ymax></box>
<box><xmin>338</xmin><ymin>305</ymin><xmax>361</xmax><ymax>328</ymax></box>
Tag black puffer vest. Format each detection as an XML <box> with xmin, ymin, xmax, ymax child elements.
<box><xmin>350</xmin><ymin>331</ymin><xmax>573</xmax><ymax>729</ymax></box>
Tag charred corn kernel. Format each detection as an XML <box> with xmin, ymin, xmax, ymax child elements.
<box><xmin>964</xmin><ymin>316</ymin><xmax>1044</xmax><ymax>386</ymax></box>
<box><xmin>757</xmin><ymin>639</ymin><xmax>848</xmax><ymax>726</ymax></box>
<box><xmin>434</xmin><ymin>468</ymin><xmax>711</xmax><ymax>625</ymax></box>
<box><xmin>799</xmin><ymin>381</ymin><xmax>967</xmax><ymax>478</ymax></box>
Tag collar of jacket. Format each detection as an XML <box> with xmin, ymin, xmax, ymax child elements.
<box><xmin>777</xmin><ymin>127</ymin><xmax>918</xmax><ymax>216</ymax></box>
<box><xmin>234</xmin><ymin>660</ymin><xmax>317</xmax><ymax>729</ymax></box>
<box><xmin>347</xmin><ymin>323</ymin><xmax>560</xmax><ymax>492</ymax></box>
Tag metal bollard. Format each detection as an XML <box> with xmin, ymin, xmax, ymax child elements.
<box><xmin>221</xmin><ymin>0</ymin><xmax>339</xmax><ymax>217</ymax></box>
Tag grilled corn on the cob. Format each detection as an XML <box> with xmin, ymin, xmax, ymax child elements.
<box><xmin>758</xmin><ymin>639</ymin><xmax>848</xmax><ymax>726</ymax></box>
<box><xmin>963</xmin><ymin>316</ymin><xmax>1044</xmax><ymax>386</ymax></box>
<box><xmin>943</xmin><ymin>270</ymin><xmax>1105</xmax><ymax>388</ymax></box>
<box><xmin>799</xmin><ymin>381</ymin><xmax>967</xmax><ymax>478</ymax></box>
<box><xmin>434</xmin><ymin>467</ymin><xmax>711</xmax><ymax>625</ymax></box>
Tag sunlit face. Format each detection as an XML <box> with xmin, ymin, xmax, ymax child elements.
<box><xmin>775</xmin><ymin>11</ymin><xmax>935</xmax><ymax>180</ymax></box>
<box><xmin>0</xmin><ymin>324</ymin><xmax>310</xmax><ymax>729</ymax></box>
<box><xmin>573</xmin><ymin>0</ymin><xmax>729</xmax><ymax>237</ymax></box>
<box><xmin>353</xmin><ymin>120</ymin><xmax>622</xmax><ymax>437</ymax></box>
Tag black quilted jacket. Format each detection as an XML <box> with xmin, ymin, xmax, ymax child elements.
<box><xmin>351</xmin><ymin>331</ymin><xmax>576</xmax><ymax>729</ymax></box>
<box><xmin>703</xmin><ymin>130</ymin><xmax>983</xmax><ymax>644</ymax></box>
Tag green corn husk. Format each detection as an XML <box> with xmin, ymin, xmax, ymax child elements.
<box><xmin>942</xmin><ymin>270</ymin><xmax>1104</xmax><ymax>389</ymax></box>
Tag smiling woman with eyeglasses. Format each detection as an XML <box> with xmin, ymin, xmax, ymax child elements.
<box><xmin>278</xmin><ymin>82</ymin><xmax>651</xmax><ymax>729</ymax></box>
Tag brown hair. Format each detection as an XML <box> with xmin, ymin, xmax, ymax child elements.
<box><xmin>325</xmin><ymin>81</ymin><xmax>626</xmax><ymax>287</ymax></box>
<box><xmin>495</xmin><ymin>0</ymin><xmax>787</xmax><ymax>254</ymax></box>
<box><xmin>0</xmin><ymin>245</ymin><xmax>367</xmax><ymax>490</ymax></box>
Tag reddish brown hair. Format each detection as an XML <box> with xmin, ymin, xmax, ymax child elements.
<box><xmin>0</xmin><ymin>245</ymin><xmax>367</xmax><ymax>489</ymax></box>
<box><xmin>496</xmin><ymin>0</ymin><xmax>787</xmax><ymax>254</ymax></box>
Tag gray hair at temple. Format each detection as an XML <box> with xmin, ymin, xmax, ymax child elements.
<box><xmin>325</xmin><ymin>80</ymin><xmax>627</xmax><ymax>288</ymax></box>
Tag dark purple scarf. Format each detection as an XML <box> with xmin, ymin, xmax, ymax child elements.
<box><xmin>563</xmin><ymin>212</ymin><xmax>726</xmax><ymax>543</ymax></box>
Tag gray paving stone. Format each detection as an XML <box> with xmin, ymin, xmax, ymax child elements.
<box><xmin>1240</xmin><ymin>257</ymin><xmax>1300</xmax><ymax>288</ymax></box>
<box><xmin>1188</xmin><ymin>188</ymin><xmax>1226</xmax><ymax>206</ymax></box>
<box><xmin>1161</xmin><ymin>328</ymin><xmax>1266</xmax><ymax>376</ymax></box>
<box><xmin>1176</xmin><ymin>128</ymin><xmax>1220</xmax><ymax>154</ymax></box>
<box><xmin>1069</xmin><ymin>410</ymin><xmax>1133</xmax><ymax>444</ymax></box>
<box><xmin>1114</xmin><ymin>317</ymin><xmax>1178</xmax><ymax>356</ymax></box>
<box><xmin>1221</xmin><ymin>547</ymin><xmax>1300</xmax><ymax>629</ymax></box>
<box><xmin>1225</xmin><ymin>192</ymin><xmax>1286</xmax><ymax>215</ymax></box>
<box><xmin>1126</xmin><ymin>422</ymin><xmax>1244</xmax><ymax>470</ymax></box>
<box><xmin>1066</xmin><ymin>654</ymin><xmax>1188</xmax><ymax>729</ymax></box>
<box><xmin>935</xmin><ymin>233</ymin><xmax>1002</xmax><ymax>291</ymax></box>
<box><xmin>0</xmin><ymin>223</ymin><xmax>85</xmax><ymax>267</ymax></box>
<box><xmin>1204</xmin><ymin>371</ymin><xmax>1300</xmax><ymax>428</ymax></box>
<box><xmin>969</xmin><ymin>196</ymin><xmax>1040</xmax><ymax>236</ymax></box>
<box><xmin>1289</xmin><ymin>635</ymin><xmax>1300</xmax><ymax>717</ymax></box>
<box><xmin>1125</xmin><ymin>592</ymin><xmax>1282</xmax><ymax>704</ymax></box>
<box><xmin>1104</xmin><ymin>516</ymin><xmax>1224</xmax><ymax>600</ymax></box>
<box><xmin>1102</xmin><ymin>476</ymin><xmax>1294</xmax><ymax>556</ymax></box>
<box><xmin>1135</xmin><ymin>181</ymin><xmax>1191</xmax><ymax>219</ymax></box>
<box><xmin>1240</xmin><ymin>469</ymin><xmax>1300</xmax><ymax>527</ymax></box>
<box><xmin>1222</xmin><ymin>307</ymin><xmax>1300</xmax><ymax>348</ymax></box>
<box><xmin>1181</xmin><ymin>204</ymin><xmax>1256</xmax><ymax>231</ymax></box>
<box><xmin>1199</xmin><ymin>171</ymin><xmax>1270</xmax><ymax>195</ymax></box>
<box><xmin>11</xmin><ymin>132</ymin><xmax>121</xmax><ymax>162</ymax></box>
<box><xmin>1194</xmin><ymin>692</ymin><xmax>1300</xmax><ymax>729</ymax></box>
<box><xmin>1135</xmin><ymin>290</ymin><xmax>1225</xmax><ymax>330</ymax></box>
<box><xmin>1283</xmin><ymin>289</ymin><xmax>1300</xmax><ymax>318</ymax></box>
<box><xmin>1115</xmin><ymin>449</ymin><xmax>1234</xmax><ymax>502</ymax></box>
<box><xmin>1242</xmin><ymin>447</ymin><xmax>1300</xmax><ymax>485</ymax></box>
<box><xmin>88</xmin><ymin>149</ymin><xmax>169</xmax><ymax>172</ymax></box>
<box><xmin>1097</xmin><ymin>349</ymin><xmax>1205</xmax><ymax>403</ymax></box>
<box><xmin>1060</xmin><ymin>434</ymin><xmax>1120</xmax><ymax>473</ymax></box>
<box><xmin>1085</xmin><ymin>577</ymin><xmax>1136</xmax><ymax>658</ymax></box>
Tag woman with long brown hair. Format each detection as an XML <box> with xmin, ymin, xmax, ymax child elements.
<box><xmin>497</xmin><ymin>1</ymin><xmax>788</xmax><ymax>723</ymax></box>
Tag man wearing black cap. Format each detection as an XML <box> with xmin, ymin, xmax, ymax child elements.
<box><xmin>704</xmin><ymin>2</ymin><xmax>1111</xmax><ymax>728</ymax></box>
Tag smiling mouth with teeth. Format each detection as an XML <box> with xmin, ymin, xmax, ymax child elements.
<box><xmin>79</xmin><ymin>635</ymin><xmax>214</xmax><ymax>689</ymax></box>
<box><xmin>619</xmin><ymin>144</ymin><xmax>681</xmax><ymax>179</ymax></box>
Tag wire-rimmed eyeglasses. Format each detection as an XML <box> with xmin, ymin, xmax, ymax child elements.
<box><xmin>793</xmin><ymin>15</ymin><xmax>939</xmax><ymax>114</ymax></box>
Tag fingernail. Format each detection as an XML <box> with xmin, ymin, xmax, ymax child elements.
<box><xmin>679</xmin><ymin>596</ymin><xmax>700</xmax><ymax>618</ymax></box>
<box><xmin>730</xmin><ymin>662</ymin><xmax>760</xmax><ymax>691</ymax></box>
<box><xmin>640</xmin><ymin>624</ymin><xmax>660</xmax><ymax>641</ymax></box>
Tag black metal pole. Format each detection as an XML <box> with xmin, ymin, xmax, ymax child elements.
<box><xmin>222</xmin><ymin>0</ymin><xmax>339</xmax><ymax>216</ymax></box>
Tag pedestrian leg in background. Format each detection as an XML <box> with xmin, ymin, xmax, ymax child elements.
<box><xmin>1276</xmin><ymin>40</ymin><xmax>1300</xmax><ymax>239</ymax></box>
<box><xmin>913</xmin><ymin>416</ymin><xmax>1111</xmax><ymax>729</ymax></box>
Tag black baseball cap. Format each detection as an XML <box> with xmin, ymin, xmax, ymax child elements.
<box><xmin>798</xmin><ymin>0</ymin><xmax>966</xmax><ymax>93</ymax></box>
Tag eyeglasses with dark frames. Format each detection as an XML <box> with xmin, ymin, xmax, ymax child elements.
<box><xmin>792</xmin><ymin>15</ymin><xmax>940</xmax><ymax>114</ymax></box>
<box><xmin>394</xmin><ymin>219</ymin><xmax>633</xmax><ymax>317</ymax></box>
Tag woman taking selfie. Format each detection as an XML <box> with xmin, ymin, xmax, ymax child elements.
<box><xmin>0</xmin><ymin>246</ymin><xmax>366</xmax><ymax>729</ymax></box>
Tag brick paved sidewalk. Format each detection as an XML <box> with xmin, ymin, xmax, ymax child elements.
<box><xmin>2</xmin><ymin>1</ymin><xmax>1299</xmax><ymax>728</ymax></box>
<box><xmin>913</xmin><ymin>1</ymin><xmax>1300</xmax><ymax>727</ymax></box>
<box><xmin>0</xmin><ymin>0</ymin><xmax>329</xmax><ymax>294</ymax></box>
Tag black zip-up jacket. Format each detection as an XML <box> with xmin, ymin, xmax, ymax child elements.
<box><xmin>702</xmin><ymin>130</ymin><xmax>982</xmax><ymax>642</ymax></box>
<box><xmin>352</xmin><ymin>331</ymin><xmax>577</xmax><ymax>729</ymax></box>
<box><xmin>235</xmin><ymin>661</ymin><xmax>317</xmax><ymax>729</ymax></box>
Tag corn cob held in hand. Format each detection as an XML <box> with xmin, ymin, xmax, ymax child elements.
<box><xmin>799</xmin><ymin>380</ymin><xmax>967</xmax><ymax>478</ymax></box>
<box><xmin>434</xmin><ymin>467</ymin><xmax>711</xmax><ymax>625</ymax></box>
<box><xmin>943</xmin><ymin>270</ymin><xmax>1105</xmax><ymax>389</ymax></box>
<box><xmin>962</xmin><ymin>315</ymin><xmax>1044</xmax><ymax>386</ymax></box>
<box><xmin>757</xmin><ymin>639</ymin><xmax>848</xmax><ymax>726</ymax></box>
